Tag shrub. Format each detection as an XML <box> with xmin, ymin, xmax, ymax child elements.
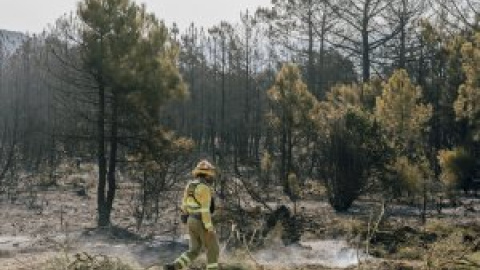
<box><xmin>386</xmin><ymin>156</ymin><xmax>432</xmax><ymax>198</ymax></box>
<box><xmin>438</xmin><ymin>147</ymin><xmax>476</xmax><ymax>193</ymax></box>
<box><xmin>423</xmin><ymin>231</ymin><xmax>478</xmax><ymax>270</ymax></box>
<box><xmin>320</xmin><ymin>110</ymin><xmax>387</xmax><ymax>211</ymax></box>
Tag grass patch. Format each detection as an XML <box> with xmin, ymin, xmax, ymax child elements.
<box><xmin>425</xmin><ymin>219</ymin><xmax>457</xmax><ymax>236</ymax></box>
<box><xmin>367</xmin><ymin>219</ymin><xmax>480</xmax><ymax>267</ymax></box>
<box><xmin>395</xmin><ymin>246</ymin><xmax>423</xmax><ymax>260</ymax></box>
<box><xmin>468</xmin><ymin>251</ymin><xmax>480</xmax><ymax>261</ymax></box>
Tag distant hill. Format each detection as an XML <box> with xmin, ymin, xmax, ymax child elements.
<box><xmin>0</xmin><ymin>29</ymin><xmax>26</xmax><ymax>56</ymax></box>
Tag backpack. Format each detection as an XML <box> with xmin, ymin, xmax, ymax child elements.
<box><xmin>187</xmin><ymin>182</ymin><xmax>215</xmax><ymax>214</ymax></box>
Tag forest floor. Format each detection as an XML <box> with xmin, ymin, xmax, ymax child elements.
<box><xmin>1</xmin><ymin>163</ymin><xmax>480</xmax><ymax>270</ymax></box>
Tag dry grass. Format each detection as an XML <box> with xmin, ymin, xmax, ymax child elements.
<box><xmin>41</xmin><ymin>252</ymin><xmax>137</xmax><ymax>270</ymax></box>
<box><xmin>423</xmin><ymin>230</ymin><xmax>480</xmax><ymax>270</ymax></box>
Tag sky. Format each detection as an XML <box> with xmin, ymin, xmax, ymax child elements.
<box><xmin>0</xmin><ymin>0</ymin><xmax>272</xmax><ymax>34</ymax></box>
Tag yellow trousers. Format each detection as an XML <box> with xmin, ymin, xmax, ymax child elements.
<box><xmin>173</xmin><ymin>217</ymin><xmax>219</xmax><ymax>270</ymax></box>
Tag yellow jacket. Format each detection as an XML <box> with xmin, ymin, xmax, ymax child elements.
<box><xmin>181</xmin><ymin>179</ymin><xmax>213</xmax><ymax>231</ymax></box>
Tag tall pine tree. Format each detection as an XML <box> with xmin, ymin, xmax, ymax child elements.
<box><xmin>78</xmin><ymin>0</ymin><xmax>186</xmax><ymax>226</ymax></box>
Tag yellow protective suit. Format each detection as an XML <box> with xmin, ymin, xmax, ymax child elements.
<box><xmin>172</xmin><ymin>178</ymin><xmax>219</xmax><ymax>270</ymax></box>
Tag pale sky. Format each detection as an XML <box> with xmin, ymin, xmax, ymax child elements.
<box><xmin>0</xmin><ymin>0</ymin><xmax>272</xmax><ymax>34</ymax></box>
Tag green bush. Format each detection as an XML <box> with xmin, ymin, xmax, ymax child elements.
<box><xmin>321</xmin><ymin>110</ymin><xmax>387</xmax><ymax>211</ymax></box>
<box><xmin>438</xmin><ymin>147</ymin><xmax>476</xmax><ymax>191</ymax></box>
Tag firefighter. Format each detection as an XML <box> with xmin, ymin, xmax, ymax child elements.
<box><xmin>164</xmin><ymin>160</ymin><xmax>219</xmax><ymax>270</ymax></box>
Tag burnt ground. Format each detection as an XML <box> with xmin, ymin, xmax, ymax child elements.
<box><xmin>1</xmin><ymin>164</ymin><xmax>480</xmax><ymax>270</ymax></box>
<box><xmin>0</xmin><ymin>164</ymin><xmax>185</xmax><ymax>270</ymax></box>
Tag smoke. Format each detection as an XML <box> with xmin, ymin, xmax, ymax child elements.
<box><xmin>254</xmin><ymin>240</ymin><xmax>367</xmax><ymax>268</ymax></box>
<box><xmin>0</xmin><ymin>235</ymin><xmax>32</xmax><ymax>251</ymax></box>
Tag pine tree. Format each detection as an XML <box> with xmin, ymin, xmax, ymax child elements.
<box><xmin>78</xmin><ymin>0</ymin><xmax>186</xmax><ymax>226</ymax></box>
<box><xmin>438</xmin><ymin>147</ymin><xmax>476</xmax><ymax>198</ymax></box>
<box><xmin>454</xmin><ymin>32</ymin><xmax>480</xmax><ymax>141</ymax></box>
<box><xmin>375</xmin><ymin>69</ymin><xmax>432</xmax><ymax>154</ymax></box>
<box><xmin>317</xmin><ymin>83</ymin><xmax>388</xmax><ymax>211</ymax></box>
<box><xmin>375</xmin><ymin>70</ymin><xmax>433</xmax><ymax>221</ymax></box>
<box><xmin>266</xmin><ymin>63</ymin><xmax>318</xmax><ymax>195</ymax></box>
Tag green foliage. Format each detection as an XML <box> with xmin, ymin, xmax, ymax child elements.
<box><xmin>319</xmin><ymin>108</ymin><xmax>386</xmax><ymax>211</ymax></box>
<box><xmin>375</xmin><ymin>69</ymin><xmax>433</xmax><ymax>154</ymax></box>
<box><xmin>323</xmin><ymin>79</ymin><xmax>383</xmax><ymax>113</ymax></box>
<box><xmin>78</xmin><ymin>0</ymin><xmax>190</xmax><ymax>159</ymax></box>
<box><xmin>387</xmin><ymin>156</ymin><xmax>432</xmax><ymax>196</ymax></box>
<box><xmin>287</xmin><ymin>172</ymin><xmax>300</xmax><ymax>200</ymax></box>
<box><xmin>324</xmin><ymin>83</ymin><xmax>363</xmax><ymax>112</ymax></box>
<box><xmin>416</xmin><ymin>21</ymin><xmax>466</xmax><ymax>150</ymax></box>
<box><xmin>266</xmin><ymin>63</ymin><xmax>320</xmax><ymax>190</ymax></box>
<box><xmin>391</xmin><ymin>156</ymin><xmax>422</xmax><ymax>193</ymax></box>
<box><xmin>437</xmin><ymin>147</ymin><xmax>476</xmax><ymax>191</ymax></box>
<box><xmin>454</xmin><ymin>32</ymin><xmax>480</xmax><ymax>140</ymax></box>
<box><xmin>314</xmin><ymin>82</ymin><xmax>390</xmax><ymax>211</ymax></box>
<box><xmin>373</xmin><ymin>70</ymin><xmax>434</xmax><ymax>199</ymax></box>
<box><xmin>126</xmin><ymin>130</ymin><xmax>193</xmax><ymax>228</ymax></box>
<box><xmin>133</xmin><ymin>128</ymin><xmax>194</xmax><ymax>165</ymax></box>
<box><xmin>78</xmin><ymin>0</ymin><xmax>186</xmax><ymax>120</ymax></box>
<box><xmin>362</xmin><ymin>77</ymin><xmax>384</xmax><ymax>111</ymax></box>
<box><xmin>76</xmin><ymin>0</ymin><xmax>188</xmax><ymax>226</ymax></box>
<box><xmin>266</xmin><ymin>63</ymin><xmax>318</xmax><ymax>131</ymax></box>
<box><xmin>322</xmin><ymin>120</ymin><xmax>365</xmax><ymax>211</ymax></box>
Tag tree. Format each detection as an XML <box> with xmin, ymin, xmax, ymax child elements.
<box><xmin>388</xmin><ymin>154</ymin><xmax>432</xmax><ymax>222</ymax></box>
<box><xmin>257</xmin><ymin>0</ymin><xmax>337</xmax><ymax>97</ymax></box>
<box><xmin>454</xmin><ymin>32</ymin><xmax>480</xmax><ymax>141</ymax></box>
<box><xmin>375</xmin><ymin>69</ymin><xmax>433</xmax><ymax>222</ymax></box>
<box><xmin>316</xmin><ymin>83</ymin><xmax>388</xmax><ymax>211</ymax></box>
<box><xmin>266</xmin><ymin>63</ymin><xmax>318</xmax><ymax>195</ymax></box>
<box><xmin>435</xmin><ymin>0</ymin><xmax>480</xmax><ymax>31</ymax></box>
<box><xmin>77</xmin><ymin>0</ymin><xmax>186</xmax><ymax>226</ymax></box>
<box><xmin>208</xmin><ymin>22</ymin><xmax>233</xmax><ymax>159</ymax></box>
<box><xmin>375</xmin><ymin>69</ymin><xmax>432</xmax><ymax>153</ymax></box>
<box><xmin>0</xmin><ymin>34</ymin><xmax>53</xmax><ymax>190</ymax></box>
<box><xmin>438</xmin><ymin>147</ymin><xmax>476</xmax><ymax>199</ymax></box>
<box><xmin>382</xmin><ymin>0</ymin><xmax>427</xmax><ymax>71</ymax></box>
<box><xmin>326</xmin><ymin>0</ymin><xmax>397</xmax><ymax>82</ymax></box>
<box><xmin>413</xmin><ymin>21</ymin><xmax>465</xmax><ymax>158</ymax></box>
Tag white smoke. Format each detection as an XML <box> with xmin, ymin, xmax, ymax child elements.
<box><xmin>254</xmin><ymin>240</ymin><xmax>368</xmax><ymax>268</ymax></box>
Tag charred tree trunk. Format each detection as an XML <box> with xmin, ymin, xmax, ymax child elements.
<box><xmin>318</xmin><ymin>11</ymin><xmax>327</xmax><ymax>98</ymax></box>
<box><xmin>281</xmin><ymin>109</ymin><xmax>287</xmax><ymax>192</ymax></box>
<box><xmin>307</xmin><ymin>0</ymin><xmax>315</xmax><ymax>96</ymax></box>
<box><xmin>105</xmin><ymin>94</ymin><xmax>118</xmax><ymax>224</ymax></box>
<box><xmin>361</xmin><ymin>22</ymin><xmax>370</xmax><ymax>83</ymax></box>
<box><xmin>399</xmin><ymin>14</ymin><xmax>406</xmax><ymax>69</ymax></box>
<box><xmin>97</xmin><ymin>79</ymin><xmax>109</xmax><ymax>227</ymax></box>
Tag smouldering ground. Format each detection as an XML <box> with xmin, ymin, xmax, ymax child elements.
<box><xmin>1</xmin><ymin>164</ymin><xmax>479</xmax><ymax>269</ymax></box>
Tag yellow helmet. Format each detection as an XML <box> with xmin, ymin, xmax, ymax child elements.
<box><xmin>192</xmin><ymin>159</ymin><xmax>216</xmax><ymax>178</ymax></box>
